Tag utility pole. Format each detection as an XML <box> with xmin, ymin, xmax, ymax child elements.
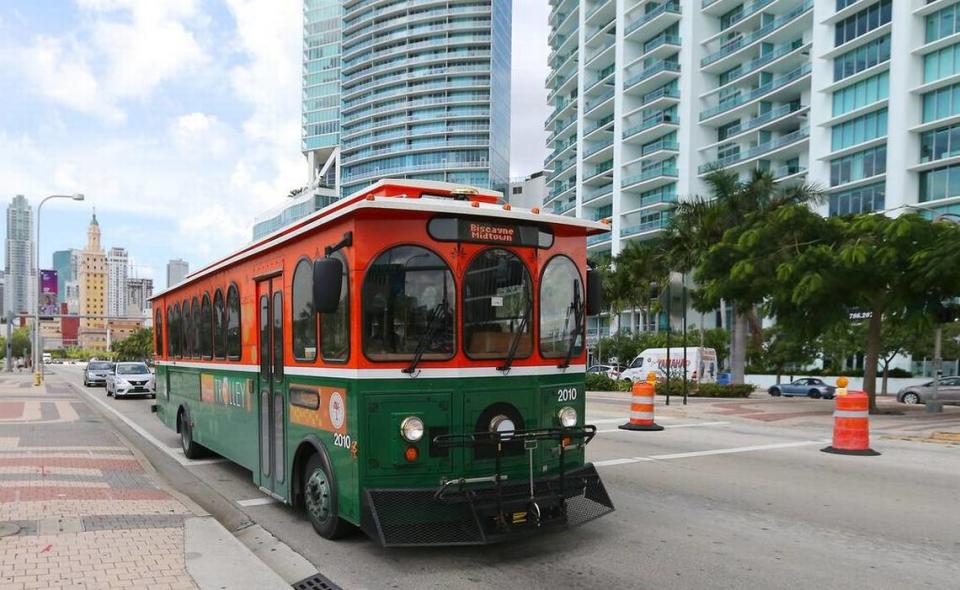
<box><xmin>928</xmin><ymin>325</ymin><xmax>943</xmax><ymax>414</ymax></box>
<box><xmin>4</xmin><ymin>313</ymin><xmax>11</xmax><ymax>372</ymax></box>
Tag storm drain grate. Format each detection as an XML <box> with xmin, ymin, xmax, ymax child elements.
<box><xmin>291</xmin><ymin>572</ymin><xmax>342</xmax><ymax>590</ymax></box>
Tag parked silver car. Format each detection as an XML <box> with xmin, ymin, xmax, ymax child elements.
<box><xmin>897</xmin><ymin>377</ymin><xmax>960</xmax><ymax>405</ymax></box>
<box><xmin>768</xmin><ymin>378</ymin><xmax>837</xmax><ymax>399</ymax></box>
<box><xmin>83</xmin><ymin>361</ymin><xmax>114</xmax><ymax>387</ymax></box>
<box><xmin>105</xmin><ymin>362</ymin><xmax>156</xmax><ymax>398</ymax></box>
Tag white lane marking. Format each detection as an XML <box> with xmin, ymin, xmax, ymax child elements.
<box><xmin>237</xmin><ymin>497</ymin><xmax>279</xmax><ymax>507</ymax></box>
<box><xmin>595</xmin><ymin>421</ymin><xmax>730</xmax><ymax>433</ymax></box>
<box><xmin>593</xmin><ymin>440</ymin><xmax>827</xmax><ymax>468</ymax></box>
<box><xmin>74</xmin><ymin>386</ymin><xmax>227</xmax><ymax>467</ymax></box>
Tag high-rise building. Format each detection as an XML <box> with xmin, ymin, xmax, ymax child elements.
<box><xmin>79</xmin><ymin>213</ymin><xmax>107</xmax><ymax>349</ymax></box>
<box><xmin>254</xmin><ymin>0</ymin><xmax>514</xmax><ymax>237</ymax></box>
<box><xmin>5</xmin><ymin>195</ymin><xmax>35</xmax><ymax>317</ymax></box>
<box><xmin>106</xmin><ymin>247</ymin><xmax>128</xmax><ymax>317</ymax></box>
<box><xmin>545</xmin><ymin>0</ymin><xmax>946</xmax><ymax>260</ymax></box>
<box><xmin>166</xmin><ymin>259</ymin><xmax>189</xmax><ymax>288</ymax></box>
<box><xmin>52</xmin><ymin>249</ymin><xmax>81</xmax><ymax>305</ymax></box>
<box><xmin>64</xmin><ymin>280</ymin><xmax>80</xmax><ymax>314</ymax></box>
<box><xmin>302</xmin><ymin>0</ymin><xmax>343</xmax><ymax>186</ymax></box>
<box><xmin>338</xmin><ymin>0</ymin><xmax>512</xmax><ymax>197</ymax></box>
<box><xmin>125</xmin><ymin>277</ymin><xmax>153</xmax><ymax>319</ymax></box>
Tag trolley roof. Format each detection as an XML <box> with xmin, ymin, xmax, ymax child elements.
<box><xmin>152</xmin><ymin>179</ymin><xmax>609</xmax><ymax>300</ymax></box>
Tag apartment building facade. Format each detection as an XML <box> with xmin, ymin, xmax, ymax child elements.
<box><xmin>546</xmin><ymin>0</ymin><xmax>957</xmax><ymax>263</ymax></box>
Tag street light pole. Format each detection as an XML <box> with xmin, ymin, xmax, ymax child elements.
<box><xmin>34</xmin><ymin>193</ymin><xmax>85</xmax><ymax>386</ymax></box>
<box><xmin>928</xmin><ymin>325</ymin><xmax>943</xmax><ymax>414</ymax></box>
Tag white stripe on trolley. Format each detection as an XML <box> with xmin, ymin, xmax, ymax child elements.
<box><xmin>833</xmin><ymin>410</ymin><xmax>870</xmax><ymax>418</ymax></box>
<box><xmin>156</xmin><ymin>361</ymin><xmax>586</xmax><ymax>380</ymax></box>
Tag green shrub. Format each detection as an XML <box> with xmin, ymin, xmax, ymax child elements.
<box><xmin>887</xmin><ymin>368</ymin><xmax>912</xmax><ymax>378</ymax></box>
<box><xmin>696</xmin><ymin>383</ymin><xmax>755</xmax><ymax>398</ymax></box>
<box><xmin>585</xmin><ymin>373</ymin><xmax>619</xmax><ymax>391</ymax></box>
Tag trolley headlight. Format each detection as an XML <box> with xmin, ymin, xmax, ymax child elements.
<box><xmin>558</xmin><ymin>406</ymin><xmax>578</xmax><ymax>428</ymax></box>
<box><xmin>489</xmin><ymin>415</ymin><xmax>516</xmax><ymax>440</ymax></box>
<box><xmin>400</xmin><ymin>416</ymin><xmax>424</xmax><ymax>443</ymax></box>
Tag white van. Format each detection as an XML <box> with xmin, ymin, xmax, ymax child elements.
<box><xmin>620</xmin><ymin>347</ymin><xmax>718</xmax><ymax>384</ymax></box>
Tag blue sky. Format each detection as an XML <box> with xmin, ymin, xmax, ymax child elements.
<box><xmin>0</xmin><ymin>1</ymin><xmax>550</xmax><ymax>289</ymax></box>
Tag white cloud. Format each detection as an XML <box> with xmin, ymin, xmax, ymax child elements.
<box><xmin>6</xmin><ymin>0</ymin><xmax>208</xmax><ymax>122</ymax></box>
<box><xmin>10</xmin><ymin>35</ymin><xmax>124</xmax><ymax>123</ymax></box>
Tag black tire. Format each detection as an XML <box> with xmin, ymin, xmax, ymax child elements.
<box><xmin>808</xmin><ymin>389</ymin><xmax>822</xmax><ymax>399</ymax></box>
<box><xmin>769</xmin><ymin>387</ymin><xmax>781</xmax><ymax>396</ymax></box>
<box><xmin>179</xmin><ymin>411</ymin><xmax>206</xmax><ymax>459</ymax></box>
<box><xmin>902</xmin><ymin>392</ymin><xmax>920</xmax><ymax>405</ymax></box>
<box><xmin>303</xmin><ymin>454</ymin><xmax>351</xmax><ymax>540</ymax></box>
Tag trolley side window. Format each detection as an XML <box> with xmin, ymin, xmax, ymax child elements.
<box><xmin>539</xmin><ymin>255</ymin><xmax>584</xmax><ymax>358</ymax></box>
<box><xmin>191</xmin><ymin>297</ymin><xmax>200</xmax><ymax>359</ymax></box>
<box><xmin>292</xmin><ymin>258</ymin><xmax>317</xmax><ymax>361</ymax></box>
<box><xmin>200</xmin><ymin>293</ymin><xmax>212</xmax><ymax>359</ymax></box>
<box><xmin>321</xmin><ymin>252</ymin><xmax>349</xmax><ymax>362</ymax></box>
<box><xmin>226</xmin><ymin>284</ymin><xmax>241</xmax><ymax>360</ymax></box>
<box><xmin>155</xmin><ymin>308</ymin><xmax>163</xmax><ymax>356</ymax></box>
<box><xmin>463</xmin><ymin>248</ymin><xmax>533</xmax><ymax>360</ymax></box>
<box><xmin>272</xmin><ymin>291</ymin><xmax>284</xmax><ymax>381</ymax></box>
<box><xmin>362</xmin><ymin>245</ymin><xmax>456</xmax><ymax>361</ymax></box>
<box><xmin>182</xmin><ymin>298</ymin><xmax>191</xmax><ymax>358</ymax></box>
<box><xmin>166</xmin><ymin>304</ymin><xmax>177</xmax><ymax>357</ymax></box>
<box><xmin>213</xmin><ymin>289</ymin><xmax>226</xmax><ymax>360</ymax></box>
<box><xmin>259</xmin><ymin>295</ymin><xmax>270</xmax><ymax>380</ymax></box>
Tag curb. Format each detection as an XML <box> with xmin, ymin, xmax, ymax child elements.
<box><xmin>62</xmin><ymin>376</ymin><xmax>293</xmax><ymax>589</ymax></box>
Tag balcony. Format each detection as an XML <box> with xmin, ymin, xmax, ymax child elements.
<box><xmin>584</xmin><ymin>138</ymin><xmax>614</xmax><ymax>159</ymax></box>
<box><xmin>714</xmin><ymin>102</ymin><xmax>807</xmax><ymax>143</ymax></box>
<box><xmin>700</xmin><ymin>0</ymin><xmax>813</xmax><ymax>68</ymax></box>
<box><xmin>700</xmin><ymin>63</ymin><xmax>811</xmax><ymax>122</ymax></box>
<box><xmin>624</xmin><ymin>2</ymin><xmax>681</xmax><ymax>40</ymax></box>
<box><xmin>584</xmin><ymin>87</ymin><xmax>615</xmax><ymax>115</ymax></box>
<box><xmin>624</xmin><ymin>61</ymin><xmax>681</xmax><ymax>95</ymax></box>
<box><xmin>621</xmin><ymin>215</ymin><xmax>672</xmax><ymax>238</ymax></box>
<box><xmin>698</xmin><ymin>127</ymin><xmax>809</xmax><ymax>174</ymax></box>
<box><xmin>584</xmin><ymin>183</ymin><xmax>614</xmax><ymax>204</ymax></box>
<box><xmin>641</xmin><ymin>138</ymin><xmax>680</xmax><ymax>157</ymax></box>
<box><xmin>587</xmin><ymin>233</ymin><xmax>612</xmax><ymax>246</ymax></box>
<box><xmin>342</xmin><ymin>160</ymin><xmax>489</xmax><ymax>184</ymax></box>
<box><xmin>622</xmin><ymin>162</ymin><xmax>679</xmax><ymax>190</ymax></box>
<box><xmin>705</xmin><ymin>40</ymin><xmax>808</xmax><ymax>95</ymax></box>
<box><xmin>623</xmin><ymin>112</ymin><xmax>679</xmax><ymax>142</ymax></box>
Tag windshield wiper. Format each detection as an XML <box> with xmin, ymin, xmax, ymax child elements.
<box><xmin>403</xmin><ymin>302</ymin><xmax>448</xmax><ymax>375</ymax></box>
<box><xmin>558</xmin><ymin>280</ymin><xmax>583</xmax><ymax>369</ymax></box>
<box><xmin>498</xmin><ymin>299</ymin><xmax>532</xmax><ymax>372</ymax></box>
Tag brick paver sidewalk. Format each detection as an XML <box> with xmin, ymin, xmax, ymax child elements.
<box><xmin>0</xmin><ymin>373</ymin><xmax>198</xmax><ymax>590</ymax></box>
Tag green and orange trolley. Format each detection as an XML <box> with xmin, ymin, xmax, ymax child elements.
<box><xmin>150</xmin><ymin>180</ymin><xmax>614</xmax><ymax>546</ymax></box>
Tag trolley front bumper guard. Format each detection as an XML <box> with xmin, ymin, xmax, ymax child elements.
<box><xmin>360</xmin><ymin>426</ymin><xmax>615</xmax><ymax>547</ymax></box>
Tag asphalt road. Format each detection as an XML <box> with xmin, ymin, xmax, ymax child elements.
<box><xmin>52</xmin><ymin>365</ymin><xmax>960</xmax><ymax>590</ymax></box>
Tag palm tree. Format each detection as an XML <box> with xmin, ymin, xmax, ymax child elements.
<box><xmin>662</xmin><ymin>168</ymin><xmax>822</xmax><ymax>384</ymax></box>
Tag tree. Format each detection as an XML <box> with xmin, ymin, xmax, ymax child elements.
<box><xmin>11</xmin><ymin>327</ymin><xmax>31</xmax><ymax>359</ymax></box>
<box><xmin>771</xmin><ymin>213</ymin><xmax>960</xmax><ymax>412</ymax></box>
<box><xmin>756</xmin><ymin>325</ymin><xmax>819</xmax><ymax>383</ymax></box>
<box><xmin>665</xmin><ymin>168</ymin><xmax>822</xmax><ymax>384</ymax></box>
<box><xmin>112</xmin><ymin>328</ymin><xmax>154</xmax><ymax>361</ymax></box>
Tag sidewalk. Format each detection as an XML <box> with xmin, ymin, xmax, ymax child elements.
<box><xmin>0</xmin><ymin>372</ymin><xmax>287</xmax><ymax>590</ymax></box>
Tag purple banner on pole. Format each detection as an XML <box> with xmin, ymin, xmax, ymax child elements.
<box><xmin>40</xmin><ymin>269</ymin><xmax>58</xmax><ymax>317</ymax></box>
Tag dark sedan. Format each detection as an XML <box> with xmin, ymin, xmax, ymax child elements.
<box><xmin>768</xmin><ymin>378</ymin><xmax>837</xmax><ymax>399</ymax></box>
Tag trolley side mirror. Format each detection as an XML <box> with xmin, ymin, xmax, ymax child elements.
<box><xmin>313</xmin><ymin>257</ymin><xmax>343</xmax><ymax>315</ymax></box>
<box><xmin>586</xmin><ymin>269</ymin><xmax>602</xmax><ymax>316</ymax></box>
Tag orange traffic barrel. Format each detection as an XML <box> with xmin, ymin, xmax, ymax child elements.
<box><xmin>821</xmin><ymin>387</ymin><xmax>879</xmax><ymax>456</ymax></box>
<box><xmin>619</xmin><ymin>372</ymin><xmax>664</xmax><ymax>432</ymax></box>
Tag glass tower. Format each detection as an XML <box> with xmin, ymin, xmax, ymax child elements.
<box><xmin>302</xmin><ymin>0</ymin><xmax>343</xmax><ymax>180</ymax></box>
<box><xmin>337</xmin><ymin>0</ymin><xmax>512</xmax><ymax>197</ymax></box>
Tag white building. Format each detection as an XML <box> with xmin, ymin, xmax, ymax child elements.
<box><xmin>508</xmin><ymin>171</ymin><xmax>548</xmax><ymax>209</ymax></box>
<box><xmin>166</xmin><ymin>259</ymin><xmax>189</xmax><ymax>289</ymax></box>
<box><xmin>5</xmin><ymin>195</ymin><xmax>35</xmax><ymax>317</ymax></box>
<box><xmin>546</xmin><ymin>0</ymin><xmax>956</xmax><ymax>254</ymax></box>
<box><xmin>125</xmin><ymin>277</ymin><xmax>153</xmax><ymax>319</ymax></box>
<box><xmin>64</xmin><ymin>280</ymin><xmax>80</xmax><ymax>314</ymax></box>
<box><xmin>106</xmin><ymin>247</ymin><xmax>128</xmax><ymax>318</ymax></box>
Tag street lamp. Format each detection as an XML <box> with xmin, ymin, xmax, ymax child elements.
<box><xmin>34</xmin><ymin>193</ymin><xmax>84</xmax><ymax>386</ymax></box>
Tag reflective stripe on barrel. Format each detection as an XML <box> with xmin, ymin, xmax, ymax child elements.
<box><xmin>628</xmin><ymin>383</ymin><xmax>657</xmax><ymax>425</ymax></box>
<box><xmin>831</xmin><ymin>391</ymin><xmax>872</xmax><ymax>451</ymax></box>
